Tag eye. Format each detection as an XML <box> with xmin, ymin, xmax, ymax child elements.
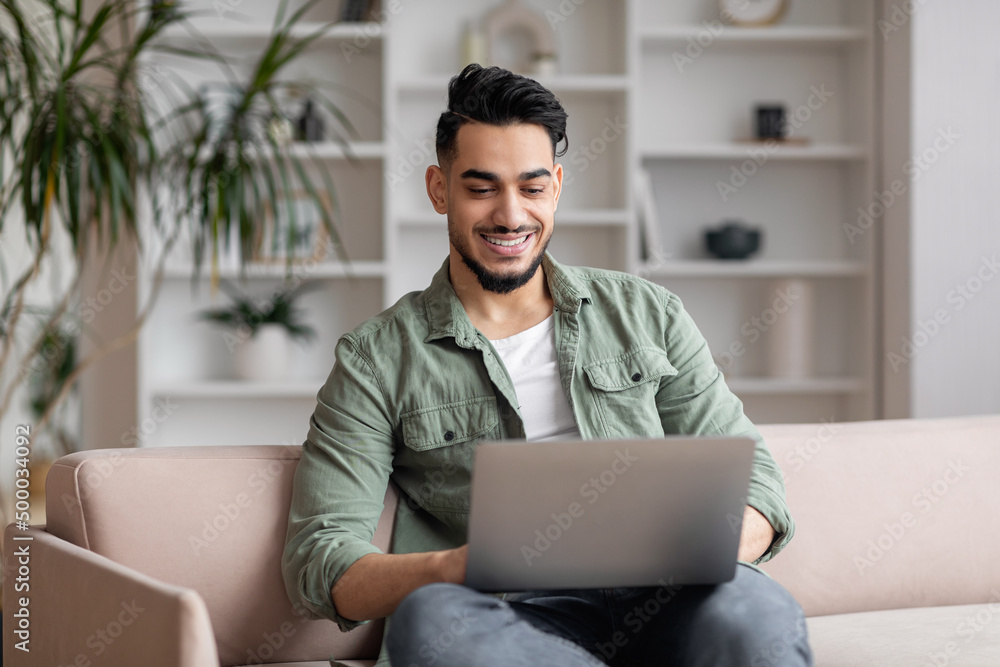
<box><xmin>469</xmin><ymin>186</ymin><xmax>494</xmax><ymax>195</ymax></box>
<box><xmin>523</xmin><ymin>186</ymin><xmax>545</xmax><ymax>195</ymax></box>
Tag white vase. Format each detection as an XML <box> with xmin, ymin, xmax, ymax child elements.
<box><xmin>766</xmin><ymin>278</ymin><xmax>814</xmax><ymax>378</ymax></box>
<box><xmin>233</xmin><ymin>324</ymin><xmax>290</xmax><ymax>382</ymax></box>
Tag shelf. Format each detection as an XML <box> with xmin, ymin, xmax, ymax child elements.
<box><xmin>162</xmin><ymin>260</ymin><xmax>387</xmax><ymax>280</ymax></box>
<box><xmin>642</xmin><ymin>143</ymin><xmax>868</xmax><ymax>161</ymax></box>
<box><xmin>398</xmin><ymin>75</ymin><xmax>629</xmax><ymax>95</ymax></box>
<box><xmin>639</xmin><ymin>260</ymin><xmax>868</xmax><ymax>278</ymax></box>
<box><xmin>285</xmin><ymin>141</ymin><xmax>384</xmax><ymax>160</ymax></box>
<box><xmin>151</xmin><ymin>380</ymin><xmax>323</xmax><ymax>399</ymax></box>
<box><xmin>159</xmin><ymin>21</ymin><xmax>382</xmax><ymax>44</ymax></box>
<box><xmin>398</xmin><ymin>209</ymin><xmax>629</xmax><ymax>228</ymax></box>
<box><xmin>640</xmin><ymin>25</ymin><xmax>867</xmax><ymax>46</ymax></box>
<box><xmin>196</xmin><ymin>142</ymin><xmax>384</xmax><ymax>162</ymax></box>
<box><xmin>725</xmin><ymin>377</ymin><xmax>868</xmax><ymax>395</ymax></box>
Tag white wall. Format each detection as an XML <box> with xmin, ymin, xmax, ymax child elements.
<box><xmin>888</xmin><ymin>0</ymin><xmax>1000</xmax><ymax>417</ymax></box>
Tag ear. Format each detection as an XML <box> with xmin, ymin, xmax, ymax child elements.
<box><xmin>551</xmin><ymin>162</ymin><xmax>564</xmax><ymax>212</ymax></box>
<box><xmin>426</xmin><ymin>165</ymin><xmax>448</xmax><ymax>215</ymax></box>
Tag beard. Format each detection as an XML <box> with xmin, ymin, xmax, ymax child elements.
<box><xmin>449</xmin><ymin>221</ymin><xmax>551</xmax><ymax>295</ymax></box>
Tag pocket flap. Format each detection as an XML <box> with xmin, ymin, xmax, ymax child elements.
<box><xmin>401</xmin><ymin>396</ymin><xmax>498</xmax><ymax>451</ymax></box>
<box><xmin>584</xmin><ymin>347</ymin><xmax>678</xmax><ymax>392</ymax></box>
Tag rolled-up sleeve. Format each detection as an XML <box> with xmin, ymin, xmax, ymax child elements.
<box><xmin>656</xmin><ymin>293</ymin><xmax>794</xmax><ymax>564</ymax></box>
<box><xmin>281</xmin><ymin>336</ymin><xmax>395</xmax><ymax>631</ymax></box>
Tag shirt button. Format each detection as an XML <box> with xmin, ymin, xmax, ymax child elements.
<box><xmin>631</xmin><ymin>372</ymin><xmax>642</xmax><ymax>382</ymax></box>
<box><xmin>444</xmin><ymin>430</ymin><xmax>455</xmax><ymax>442</ymax></box>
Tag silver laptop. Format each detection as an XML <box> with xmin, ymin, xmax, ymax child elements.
<box><xmin>464</xmin><ymin>436</ymin><xmax>755</xmax><ymax>592</ymax></box>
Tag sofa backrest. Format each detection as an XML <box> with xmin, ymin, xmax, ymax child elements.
<box><xmin>46</xmin><ymin>445</ymin><xmax>397</xmax><ymax>666</ymax></box>
<box><xmin>758</xmin><ymin>414</ymin><xmax>1000</xmax><ymax>617</ymax></box>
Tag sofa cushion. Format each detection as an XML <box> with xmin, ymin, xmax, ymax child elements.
<box><xmin>758</xmin><ymin>414</ymin><xmax>1000</xmax><ymax>617</ymax></box>
<box><xmin>808</xmin><ymin>603</ymin><xmax>1000</xmax><ymax>666</ymax></box>
<box><xmin>45</xmin><ymin>446</ymin><xmax>398</xmax><ymax>667</ymax></box>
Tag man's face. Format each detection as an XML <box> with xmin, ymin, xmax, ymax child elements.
<box><xmin>426</xmin><ymin>122</ymin><xmax>563</xmax><ymax>294</ymax></box>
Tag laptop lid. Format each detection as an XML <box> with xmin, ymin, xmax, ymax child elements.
<box><xmin>464</xmin><ymin>436</ymin><xmax>755</xmax><ymax>592</ymax></box>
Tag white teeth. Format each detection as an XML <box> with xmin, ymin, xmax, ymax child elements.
<box><xmin>484</xmin><ymin>235</ymin><xmax>529</xmax><ymax>247</ymax></box>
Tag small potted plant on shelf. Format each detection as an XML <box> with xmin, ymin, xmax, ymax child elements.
<box><xmin>198</xmin><ymin>280</ymin><xmax>317</xmax><ymax>382</ymax></box>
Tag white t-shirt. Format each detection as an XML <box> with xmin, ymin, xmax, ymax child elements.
<box><xmin>489</xmin><ymin>315</ymin><xmax>582</xmax><ymax>442</ymax></box>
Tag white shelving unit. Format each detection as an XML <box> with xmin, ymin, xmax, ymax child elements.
<box><xmin>137</xmin><ymin>0</ymin><xmax>880</xmax><ymax>446</ymax></box>
<box><xmin>633</xmin><ymin>0</ymin><xmax>877</xmax><ymax>423</ymax></box>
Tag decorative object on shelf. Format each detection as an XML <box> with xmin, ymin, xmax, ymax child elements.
<box><xmin>460</xmin><ymin>19</ymin><xmax>489</xmax><ymax>68</ymax></box>
<box><xmin>705</xmin><ymin>221</ymin><xmax>762</xmax><ymax>260</ymax></box>
<box><xmin>532</xmin><ymin>51</ymin><xmax>558</xmax><ymax>76</ymax></box>
<box><xmin>766</xmin><ymin>278</ymin><xmax>814</xmax><ymax>378</ymax></box>
<box><xmin>295</xmin><ymin>97</ymin><xmax>325</xmax><ymax>142</ymax></box>
<box><xmin>199</xmin><ymin>83</ymin><xmax>243</xmax><ymax>143</ymax></box>
<box><xmin>254</xmin><ymin>192</ymin><xmax>332</xmax><ymax>264</ymax></box>
<box><xmin>175</xmin><ymin>1</ymin><xmax>355</xmax><ymax>285</ymax></box>
<box><xmin>340</xmin><ymin>0</ymin><xmax>371</xmax><ymax>22</ymax></box>
<box><xmin>267</xmin><ymin>114</ymin><xmax>294</xmax><ymax>146</ymax></box>
<box><xmin>720</xmin><ymin>0</ymin><xmax>789</xmax><ymax>26</ymax></box>
<box><xmin>635</xmin><ymin>169</ymin><xmax>663</xmax><ymax>263</ymax></box>
<box><xmin>198</xmin><ymin>281</ymin><xmax>318</xmax><ymax>382</ymax></box>
<box><xmin>484</xmin><ymin>0</ymin><xmax>557</xmax><ymax>75</ymax></box>
<box><xmin>755</xmin><ymin>104</ymin><xmax>786</xmax><ymax>140</ymax></box>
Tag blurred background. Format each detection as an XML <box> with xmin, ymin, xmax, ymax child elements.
<box><xmin>1</xmin><ymin>0</ymin><xmax>998</xmax><ymax>520</ymax></box>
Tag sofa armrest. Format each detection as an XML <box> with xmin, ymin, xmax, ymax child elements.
<box><xmin>3</xmin><ymin>524</ymin><xmax>219</xmax><ymax>667</ymax></box>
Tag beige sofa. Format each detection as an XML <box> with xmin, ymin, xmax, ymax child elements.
<box><xmin>3</xmin><ymin>414</ymin><xmax>999</xmax><ymax>666</ymax></box>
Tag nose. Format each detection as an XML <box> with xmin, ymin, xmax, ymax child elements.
<box><xmin>491</xmin><ymin>188</ymin><xmax>528</xmax><ymax>231</ymax></box>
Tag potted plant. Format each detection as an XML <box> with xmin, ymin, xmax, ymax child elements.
<box><xmin>198</xmin><ymin>280</ymin><xmax>317</xmax><ymax>382</ymax></box>
<box><xmin>0</xmin><ymin>0</ymin><xmax>351</xmax><ymax>431</ymax></box>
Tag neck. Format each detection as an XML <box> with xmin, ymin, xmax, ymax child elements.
<box><xmin>448</xmin><ymin>249</ymin><xmax>553</xmax><ymax>339</ymax></box>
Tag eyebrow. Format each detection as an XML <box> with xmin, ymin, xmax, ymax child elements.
<box><xmin>460</xmin><ymin>167</ymin><xmax>552</xmax><ymax>182</ymax></box>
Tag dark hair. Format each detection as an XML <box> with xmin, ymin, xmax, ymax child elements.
<box><xmin>435</xmin><ymin>64</ymin><xmax>568</xmax><ymax>168</ymax></box>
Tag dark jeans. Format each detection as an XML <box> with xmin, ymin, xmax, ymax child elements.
<box><xmin>387</xmin><ymin>563</ymin><xmax>813</xmax><ymax>666</ymax></box>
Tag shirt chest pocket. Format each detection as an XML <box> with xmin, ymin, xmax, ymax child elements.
<box><xmin>584</xmin><ymin>347</ymin><xmax>678</xmax><ymax>439</ymax></box>
<box><xmin>401</xmin><ymin>396</ymin><xmax>500</xmax><ymax>451</ymax></box>
<box><xmin>398</xmin><ymin>396</ymin><xmax>500</xmax><ymax>513</ymax></box>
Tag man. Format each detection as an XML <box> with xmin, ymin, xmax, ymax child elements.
<box><xmin>283</xmin><ymin>64</ymin><xmax>812</xmax><ymax>666</ymax></box>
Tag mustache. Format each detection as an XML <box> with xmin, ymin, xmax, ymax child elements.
<box><xmin>475</xmin><ymin>225</ymin><xmax>541</xmax><ymax>235</ymax></box>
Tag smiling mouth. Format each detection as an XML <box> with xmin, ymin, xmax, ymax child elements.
<box><xmin>482</xmin><ymin>235</ymin><xmax>530</xmax><ymax>247</ymax></box>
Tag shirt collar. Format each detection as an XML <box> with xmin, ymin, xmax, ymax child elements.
<box><xmin>423</xmin><ymin>252</ymin><xmax>591</xmax><ymax>344</ymax></box>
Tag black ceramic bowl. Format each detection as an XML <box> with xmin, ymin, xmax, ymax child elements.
<box><xmin>705</xmin><ymin>223</ymin><xmax>761</xmax><ymax>260</ymax></box>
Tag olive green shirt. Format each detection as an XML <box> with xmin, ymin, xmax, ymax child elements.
<box><xmin>282</xmin><ymin>253</ymin><xmax>794</xmax><ymax>653</ymax></box>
